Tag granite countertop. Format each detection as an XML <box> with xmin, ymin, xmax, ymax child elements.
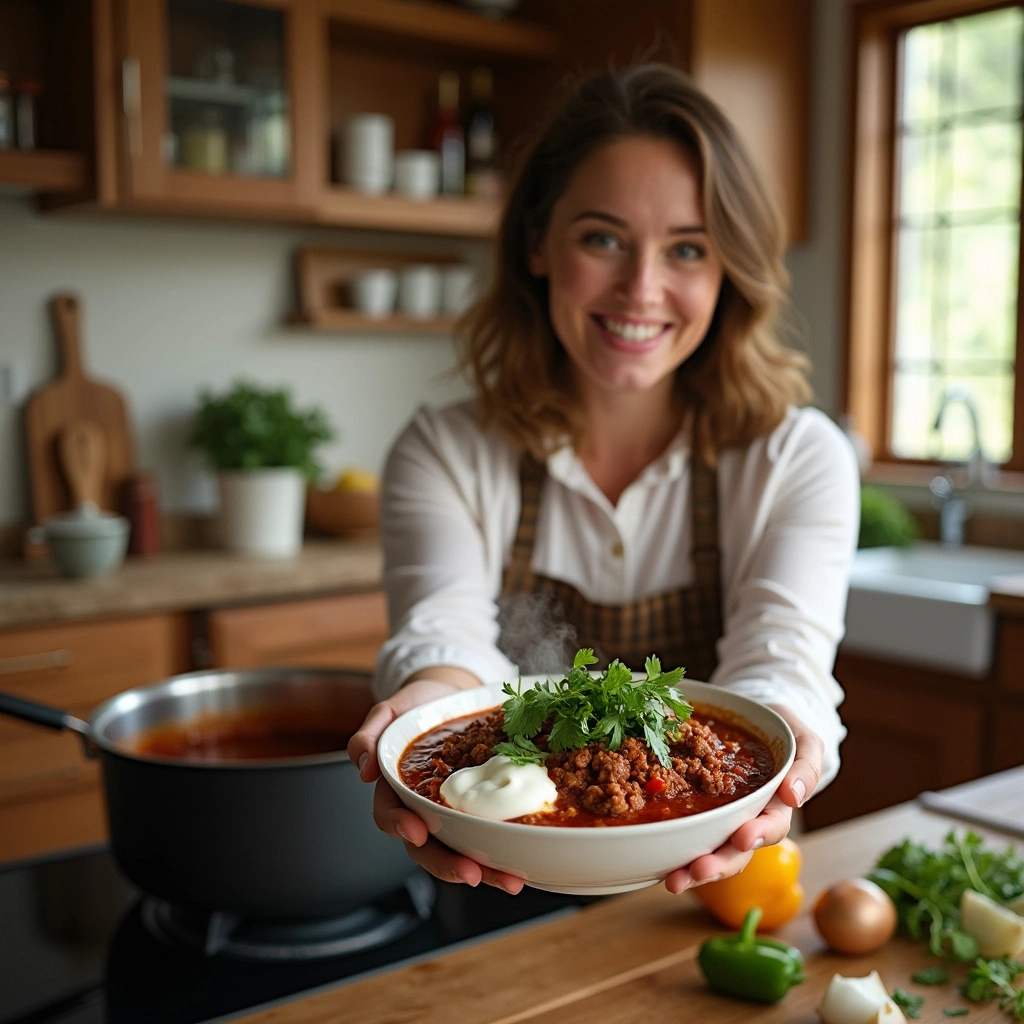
<box><xmin>0</xmin><ymin>538</ymin><xmax>383</xmax><ymax>629</ymax></box>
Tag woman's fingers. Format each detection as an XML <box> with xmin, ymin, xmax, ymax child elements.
<box><xmin>767</xmin><ymin>703</ymin><xmax>824</xmax><ymax>810</ymax></box>
<box><xmin>372</xmin><ymin>780</ymin><xmax>525</xmax><ymax>893</ymax></box>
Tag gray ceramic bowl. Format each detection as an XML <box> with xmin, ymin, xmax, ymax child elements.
<box><xmin>34</xmin><ymin>504</ymin><xmax>130</xmax><ymax>578</ymax></box>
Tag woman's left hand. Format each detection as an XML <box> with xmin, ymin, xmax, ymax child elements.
<box><xmin>662</xmin><ymin>704</ymin><xmax>822</xmax><ymax>895</ymax></box>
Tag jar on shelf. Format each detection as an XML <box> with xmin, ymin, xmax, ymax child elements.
<box><xmin>181</xmin><ymin>107</ymin><xmax>229</xmax><ymax>175</ymax></box>
<box><xmin>0</xmin><ymin>72</ymin><xmax>14</xmax><ymax>150</ymax></box>
<box><xmin>14</xmin><ymin>77</ymin><xmax>42</xmax><ymax>151</ymax></box>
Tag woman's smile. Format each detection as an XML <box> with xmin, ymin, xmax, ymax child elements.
<box><xmin>591</xmin><ymin>314</ymin><xmax>670</xmax><ymax>351</ymax></box>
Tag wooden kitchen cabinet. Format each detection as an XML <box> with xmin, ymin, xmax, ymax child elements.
<box><xmin>15</xmin><ymin>0</ymin><xmax>811</xmax><ymax>241</ymax></box>
<box><xmin>203</xmin><ymin>589</ymin><xmax>388</xmax><ymax>671</ymax></box>
<box><xmin>0</xmin><ymin>612</ymin><xmax>190</xmax><ymax>863</ymax></box>
<box><xmin>802</xmin><ymin>651</ymin><xmax>988</xmax><ymax>831</ymax></box>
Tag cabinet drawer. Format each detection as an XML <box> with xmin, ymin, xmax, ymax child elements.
<box><xmin>0</xmin><ymin>614</ymin><xmax>190</xmax><ymax>800</ymax></box>
<box><xmin>206</xmin><ymin>591</ymin><xmax>388</xmax><ymax>670</ymax></box>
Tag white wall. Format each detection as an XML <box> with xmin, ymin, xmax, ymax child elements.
<box><xmin>0</xmin><ymin>200</ymin><xmax>474</xmax><ymax>524</ymax></box>
<box><xmin>0</xmin><ymin>0</ymin><xmax>852</xmax><ymax>529</ymax></box>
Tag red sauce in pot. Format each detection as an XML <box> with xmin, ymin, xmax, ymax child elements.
<box><xmin>131</xmin><ymin>707</ymin><xmax>355</xmax><ymax>761</ymax></box>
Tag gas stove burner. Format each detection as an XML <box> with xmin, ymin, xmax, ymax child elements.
<box><xmin>140</xmin><ymin>872</ymin><xmax>435</xmax><ymax>961</ymax></box>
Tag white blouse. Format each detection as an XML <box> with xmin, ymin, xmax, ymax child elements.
<box><xmin>373</xmin><ymin>399</ymin><xmax>860</xmax><ymax>790</ymax></box>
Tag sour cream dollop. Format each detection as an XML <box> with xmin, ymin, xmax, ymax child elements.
<box><xmin>439</xmin><ymin>755</ymin><xmax>558</xmax><ymax>821</ymax></box>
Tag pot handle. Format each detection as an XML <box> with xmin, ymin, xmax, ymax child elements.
<box><xmin>0</xmin><ymin>691</ymin><xmax>95</xmax><ymax>758</ymax></box>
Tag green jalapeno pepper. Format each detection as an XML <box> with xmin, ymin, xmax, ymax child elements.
<box><xmin>697</xmin><ymin>906</ymin><xmax>806</xmax><ymax>1004</ymax></box>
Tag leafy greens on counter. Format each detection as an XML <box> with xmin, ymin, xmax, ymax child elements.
<box><xmin>868</xmin><ymin>832</ymin><xmax>1024</xmax><ymax>961</ymax></box>
<box><xmin>493</xmin><ymin>649</ymin><xmax>692</xmax><ymax>768</ymax></box>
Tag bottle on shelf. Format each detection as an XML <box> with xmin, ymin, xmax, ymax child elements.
<box><xmin>464</xmin><ymin>66</ymin><xmax>502</xmax><ymax>202</ymax></box>
<box><xmin>0</xmin><ymin>71</ymin><xmax>14</xmax><ymax>150</ymax></box>
<box><xmin>429</xmin><ymin>71</ymin><xmax>464</xmax><ymax>197</ymax></box>
<box><xmin>14</xmin><ymin>78</ymin><xmax>42</xmax><ymax>151</ymax></box>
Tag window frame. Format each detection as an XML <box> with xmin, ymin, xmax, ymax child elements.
<box><xmin>844</xmin><ymin>0</ymin><xmax>1024</xmax><ymax>475</ymax></box>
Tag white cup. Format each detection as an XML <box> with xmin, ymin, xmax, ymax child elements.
<box><xmin>341</xmin><ymin>114</ymin><xmax>394</xmax><ymax>195</ymax></box>
<box><xmin>394</xmin><ymin>150</ymin><xmax>441</xmax><ymax>200</ymax></box>
<box><xmin>441</xmin><ymin>264</ymin><xmax>478</xmax><ymax>316</ymax></box>
<box><xmin>398</xmin><ymin>264</ymin><xmax>442</xmax><ymax>319</ymax></box>
<box><xmin>350</xmin><ymin>268</ymin><xmax>398</xmax><ymax>319</ymax></box>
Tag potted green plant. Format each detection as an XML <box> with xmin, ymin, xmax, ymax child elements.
<box><xmin>190</xmin><ymin>380</ymin><xmax>334</xmax><ymax>557</ymax></box>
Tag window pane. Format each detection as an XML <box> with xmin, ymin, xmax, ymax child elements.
<box><xmin>953</xmin><ymin>7</ymin><xmax>1023</xmax><ymax>117</ymax></box>
<box><xmin>893</xmin><ymin>9</ymin><xmax>1022</xmax><ymax>466</ymax></box>
<box><xmin>951</xmin><ymin>122</ymin><xmax>1022</xmax><ymax>213</ymax></box>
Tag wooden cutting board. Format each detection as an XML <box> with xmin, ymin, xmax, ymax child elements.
<box><xmin>23</xmin><ymin>294</ymin><xmax>135</xmax><ymax>522</ymax></box>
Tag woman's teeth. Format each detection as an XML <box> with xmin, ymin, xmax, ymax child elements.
<box><xmin>600</xmin><ymin>317</ymin><xmax>664</xmax><ymax>342</ymax></box>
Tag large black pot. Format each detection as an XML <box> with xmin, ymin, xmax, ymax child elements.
<box><xmin>0</xmin><ymin>668</ymin><xmax>416</xmax><ymax>920</ymax></box>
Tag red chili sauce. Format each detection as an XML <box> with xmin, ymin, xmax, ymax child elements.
<box><xmin>131</xmin><ymin>707</ymin><xmax>354</xmax><ymax>761</ymax></box>
<box><xmin>399</xmin><ymin>702</ymin><xmax>776</xmax><ymax>827</ymax></box>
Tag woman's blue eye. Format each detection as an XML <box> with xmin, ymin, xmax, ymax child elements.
<box><xmin>582</xmin><ymin>231</ymin><xmax>620</xmax><ymax>250</ymax></box>
<box><xmin>672</xmin><ymin>241</ymin><xmax>704</xmax><ymax>261</ymax></box>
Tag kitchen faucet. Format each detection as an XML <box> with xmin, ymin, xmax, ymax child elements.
<box><xmin>930</xmin><ymin>386</ymin><xmax>989</xmax><ymax>545</ymax></box>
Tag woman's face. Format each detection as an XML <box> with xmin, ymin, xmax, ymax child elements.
<box><xmin>529</xmin><ymin>135</ymin><xmax>724</xmax><ymax>402</ymax></box>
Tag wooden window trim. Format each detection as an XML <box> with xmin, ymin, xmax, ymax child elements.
<box><xmin>844</xmin><ymin>0</ymin><xmax>1024</xmax><ymax>474</ymax></box>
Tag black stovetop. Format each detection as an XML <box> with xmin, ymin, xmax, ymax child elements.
<box><xmin>0</xmin><ymin>846</ymin><xmax>598</xmax><ymax>1024</ymax></box>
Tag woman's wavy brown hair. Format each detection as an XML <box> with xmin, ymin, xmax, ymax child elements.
<box><xmin>457</xmin><ymin>63</ymin><xmax>811</xmax><ymax>464</ymax></box>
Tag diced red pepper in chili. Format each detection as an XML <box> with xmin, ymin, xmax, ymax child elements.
<box><xmin>644</xmin><ymin>777</ymin><xmax>667</xmax><ymax>795</ymax></box>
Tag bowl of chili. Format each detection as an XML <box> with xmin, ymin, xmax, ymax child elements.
<box><xmin>377</xmin><ymin>675</ymin><xmax>795</xmax><ymax>895</ymax></box>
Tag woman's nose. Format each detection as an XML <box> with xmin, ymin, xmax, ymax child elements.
<box><xmin>618</xmin><ymin>249</ymin><xmax>663</xmax><ymax>306</ymax></box>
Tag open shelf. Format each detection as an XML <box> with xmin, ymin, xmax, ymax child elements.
<box><xmin>323</xmin><ymin>0</ymin><xmax>559</xmax><ymax>59</ymax></box>
<box><xmin>0</xmin><ymin>149</ymin><xmax>88</xmax><ymax>193</ymax></box>
<box><xmin>317</xmin><ymin>187</ymin><xmax>499</xmax><ymax>237</ymax></box>
<box><xmin>288</xmin><ymin>309</ymin><xmax>456</xmax><ymax>333</ymax></box>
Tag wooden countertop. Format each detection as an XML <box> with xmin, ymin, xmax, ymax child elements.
<box><xmin>0</xmin><ymin>538</ymin><xmax>382</xmax><ymax>629</ymax></box>
<box><xmin>990</xmin><ymin>573</ymin><xmax>1024</xmax><ymax>616</ymax></box>
<box><xmin>235</xmin><ymin>769</ymin><xmax>1024</xmax><ymax>1024</ymax></box>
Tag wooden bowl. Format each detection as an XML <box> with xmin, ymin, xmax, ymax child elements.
<box><xmin>305</xmin><ymin>486</ymin><xmax>379</xmax><ymax>536</ymax></box>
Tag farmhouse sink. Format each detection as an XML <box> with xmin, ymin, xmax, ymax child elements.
<box><xmin>842</xmin><ymin>542</ymin><xmax>1024</xmax><ymax>676</ymax></box>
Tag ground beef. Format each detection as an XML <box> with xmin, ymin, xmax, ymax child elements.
<box><xmin>414</xmin><ymin>709</ymin><xmax>749</xmax><ymax>819</ymax></box>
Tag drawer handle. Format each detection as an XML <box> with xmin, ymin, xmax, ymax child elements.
<box><xmin>0</xmin><ymin>650</ymin><xmax>73</xmax><ymax>675</ymax></box>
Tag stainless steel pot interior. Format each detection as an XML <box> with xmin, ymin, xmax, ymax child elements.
<box><xmin>90</xmin><ymin>667</ymin><xmax>375</xmax><ymax>765</ymax></box>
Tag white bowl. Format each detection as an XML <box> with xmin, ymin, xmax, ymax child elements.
<box><xmin>378</xmin><ymin>679</ymin><xmax>795</xmax><ymax>895</ymax></box>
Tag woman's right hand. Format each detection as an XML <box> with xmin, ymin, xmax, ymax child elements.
<box><xmin>347</xmin><ymin>679</ymin><xmax>526</xmax><ymax>894</ymax></box>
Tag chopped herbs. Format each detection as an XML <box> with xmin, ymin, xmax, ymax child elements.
<box><xmin>961</xmin><ymin>958</ymin><xmax>1024</xmax><ymax>1021</ymax></box>
<box><xmin>495</xmin><ymin>649</ymin><xmax>692</xmax><ymax>768</ymax></box>
<box><xmin>868</xmin><ymin>832</ymin><xmax>1024</xmax><ymax>961</ymax></box>
<box><xmin>914</xmin><ymin>967</ymin><xmax>952</xmax><ymax>986</ymax></box>
<box><xmin>892</xmin><ymin>988</ymin><xmax>925</xmax><ymax>1019</ymax></box>
<box><xmin>943</xmin><ymin>1009</ymin><xmax>969</xmax><ymax>1017</ymax></box>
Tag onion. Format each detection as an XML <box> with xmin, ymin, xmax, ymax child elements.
<box><xmin>813</xmin><ymin>878</ymin><xmax>898</xmax><ymax>955</ymax></box>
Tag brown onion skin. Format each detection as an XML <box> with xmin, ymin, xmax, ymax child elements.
<box><xmin>813</xmin><ymin>878</ymin><xmax>898</xmax><ymax>955</ymax></box>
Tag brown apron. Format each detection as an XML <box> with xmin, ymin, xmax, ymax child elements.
<box><xmin>499</xmin><ymin>453</ymin><xmax>724</xmax><ymax>682</ymax></box>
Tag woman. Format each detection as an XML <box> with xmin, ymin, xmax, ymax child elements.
<box><xmin>349</xmin><ymin>64</ymin><xmax>859</xmax><ymax>896</ymax></box>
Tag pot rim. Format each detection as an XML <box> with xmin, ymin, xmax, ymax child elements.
<box><xmin>89</xmin><ymin>666</ymin><xmax>371</xmax><ymax>770</ymax></box>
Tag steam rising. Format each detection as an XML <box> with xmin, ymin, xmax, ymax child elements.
<box><xmin>497</xmin><ymin>592</ymin><xmax>585</xmax><ymax>675</ymax></box>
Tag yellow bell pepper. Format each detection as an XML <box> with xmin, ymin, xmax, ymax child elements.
<box><xmin>693</xmin><ymin>837</ymin><xmax>804</xmax><ymax>930</ymax></box>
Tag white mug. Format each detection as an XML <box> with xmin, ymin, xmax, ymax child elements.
<box><xmin>398</xmin><ymin>264</ymin><xmax>442</xmax><ymax>319</ymax></box>
<box><xmin>394</xmin><ymin>150</ymin><xmax>441</xmax><ymax>200</ymax></box>
<box><xmin>341</xmin><ymin>114</ymin><xmax>394</xmax><ymax>195</ymax></box>
<box><xmin>350</xmin><ymin>268</ymin><xmax>398</xmax><ymax>319</ymax></box>
<box><xmin>441</xmin><ymin>264</ymin><xmax>477</xmax><ymax>316</ymax></box>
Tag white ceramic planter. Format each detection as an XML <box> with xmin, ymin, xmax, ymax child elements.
<box><xmin>217</xmin><ymin>468</ymin><xmax>306</xmax><ymax>558</ymax></box>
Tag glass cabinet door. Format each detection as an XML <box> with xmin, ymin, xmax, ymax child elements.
<box><xmin>165</xmin><ymin>0</ymin><xmax>289</xmax><ymax>179</ymax></box>
<box><xmin>121</xmin><ymin>0</ymin><xmax>319</xmax><ymax>209</ymax></box>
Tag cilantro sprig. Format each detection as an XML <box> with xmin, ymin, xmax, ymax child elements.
<box><xmin>892</xmin><ymin>989</ymin><xmax>925</xmax><ymax>1019</ymax></box>
<box><xmin>962</xmin><ymin>957</ymin><xmax>1024</xmax><ymax>1020</ymax></box>
<box><xmin>868</xmin><ymin>832</ymin><xmax>1024</xmax><ymax>961</ymax></box>
<box><xmin>491</xmin><ymin>649</ymin><xmax>692</xmax><ymax>768</ymax></box>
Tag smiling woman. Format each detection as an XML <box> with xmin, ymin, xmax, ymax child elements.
<box><xmin>349</xmin><ymin>63</ymin><xmax>859</xmax><ymax>899</ymax></box>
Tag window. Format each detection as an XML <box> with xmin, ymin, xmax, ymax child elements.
<box><xmin>847</xmin><ymin>0</ymin><xmax>1024</xmax><ymax>473</ymax></box>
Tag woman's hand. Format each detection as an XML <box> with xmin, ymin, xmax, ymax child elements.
<box><xmin>347</xmin><ymin>676</ymin><xmax>527</xmax><ymax>895</ymax></box>
<box><xmin>662</xmin><ymin>704</ymin><xmax>822</xmax><ymax>895</ymax></box>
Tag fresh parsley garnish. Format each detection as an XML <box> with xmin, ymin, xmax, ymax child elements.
<box><xmin>914</xmin><ymin>967</ymin><xmax>952</xmax><ymax>986</ymax></box>
<box><xmin>961</xmin><ymin>958</ymin><xmax>1024</xmax><ymax>1020</ymax></box>
<box><xmin>943</xmin><ymin>1009</ymin><xmax>969</xmax><ymax>1017</ymax></box>
<box><xmin>498</xmin><ymin>649</ymin><xmax>692</xmax><ymax>768</ymax></box>
<box><xmin>892</xmin><ymin>988</ymin><xmax>925</xmax><ymax>1019</ymax></box>
<box><xmin>868</xmin><ymin>832</ymin><xmax>1024</xmax><ymax>961</ymax></box>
